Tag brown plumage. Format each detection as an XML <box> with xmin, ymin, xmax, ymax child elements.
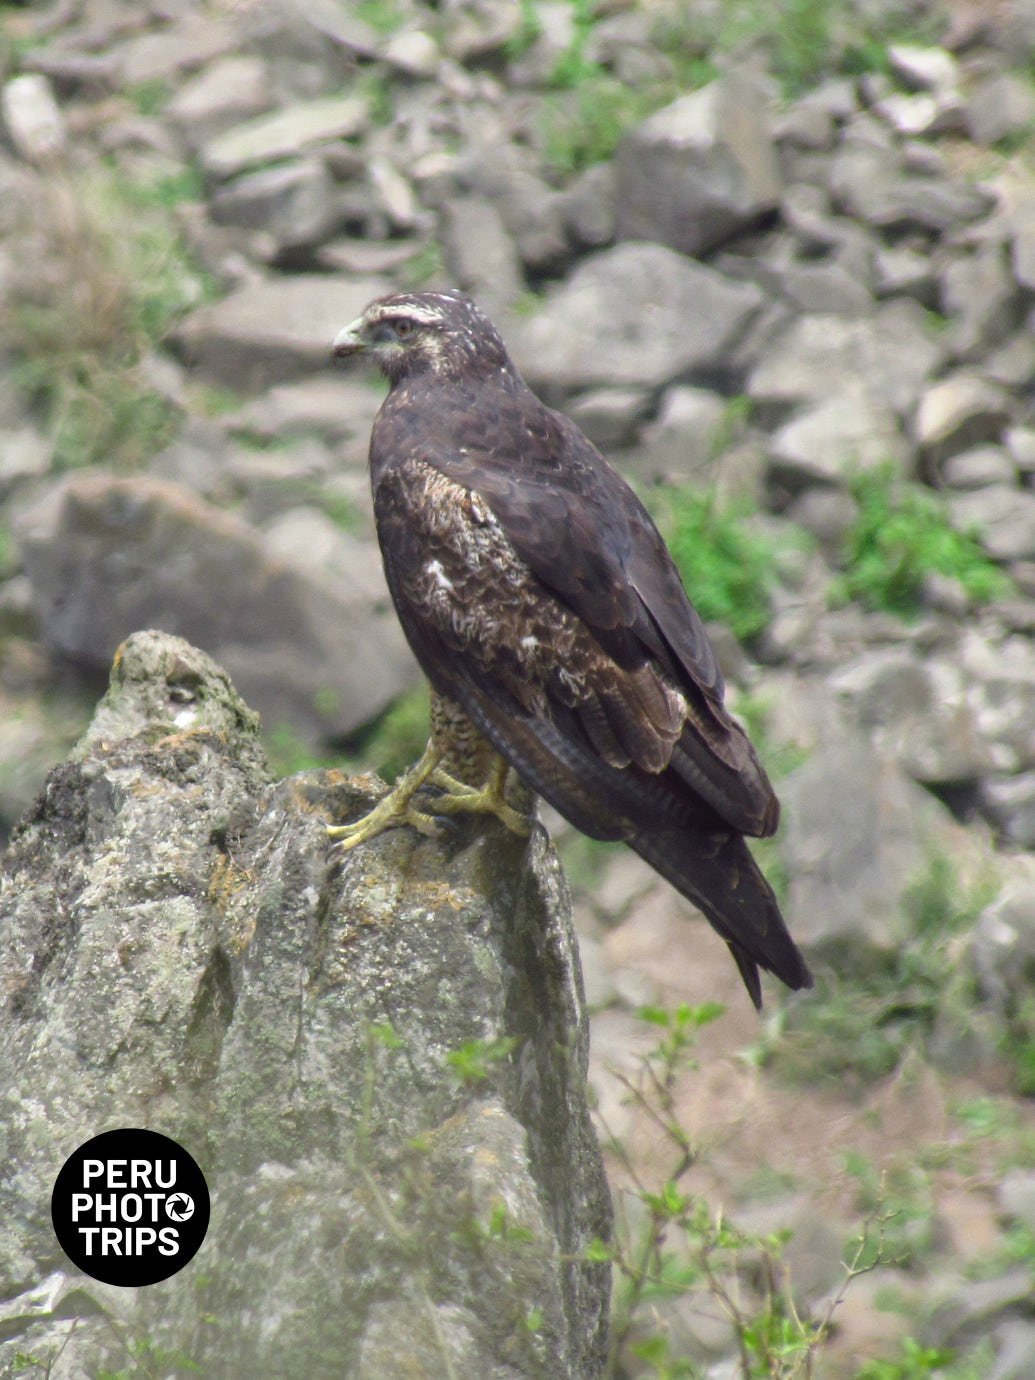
<box><xmin>332</xmin><ymin>289</ymin><xmax>812</xmax><ymax>1008</ymax></box>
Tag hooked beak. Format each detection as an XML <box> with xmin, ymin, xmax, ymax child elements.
<box><xmin>332</xmin><ymin>316</ymin><xmax>367</xmax><ymax>359</ymax></box>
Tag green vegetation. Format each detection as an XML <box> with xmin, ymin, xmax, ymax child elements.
<box><xmin>654</xmin><ymin>487</ymin><xmax>788</xmax><ymax>643</ymax></box>
<box><xmin>7</xmin><ymin>165</ymin><xmax>213</xmax><ymax>472</ymax></box>
<box><xmin>338</xmin><ymin>684</ymin><xmax>430</xmax><ymax>784</ymax></box>
<box><xmin>768</xmin><ymin>852</ymin><xmax>995</xmax><ymax>1087</ymax></box>
<box><xmin>832</xmin><ymin>466</ymin><xmax>1011</xmax><ymax>617</ymax></box>
<box><xmin>445</xmin><ymin>1035</ymin><xmax>519</xmax><ymax>1087</ymax></box>
<box><xmin>854</xmin><ymin>1337</ymin><xmax>956</xmax><ymax>1380</ymax></box>
<box><xmin>354</xmin><ymin>0</ymin><xmax>409</xmax><ymax>36</ymax></box>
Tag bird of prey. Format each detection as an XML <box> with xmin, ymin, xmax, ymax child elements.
<box><xmin>329</xmin><ymin>289</ymin><xmax>812</xmax><ymax>1008</ymax></box>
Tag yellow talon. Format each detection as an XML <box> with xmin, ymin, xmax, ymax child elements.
<box><xmin>327</xmin><ymin>745</ymin><xmax>533</xmax><ymax>852</ymax></box>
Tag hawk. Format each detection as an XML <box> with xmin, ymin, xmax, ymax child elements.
<box><xmin>329</xmin><ymin>289</ymin><xmax>812</xmax><ymax>1008</ymax></box>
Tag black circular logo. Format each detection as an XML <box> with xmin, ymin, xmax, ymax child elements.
<box><xmin>51</xmin><ymin>1128</ymin><xmax>210</xmax><ymax>1287</ymax></box>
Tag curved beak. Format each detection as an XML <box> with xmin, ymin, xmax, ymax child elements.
<box><xmin>332</xmin><ymin>316</ymin><xmax>367</xmax><ymax>359</ymax></box>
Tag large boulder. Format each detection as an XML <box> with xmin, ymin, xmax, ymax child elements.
<box><xmin>512</xmin><ymin>242</ymin><xmax>764</xmax><ymax>400</ymax></box>
<box><xmin>614</xmin><ymin>75</ymin><xmax>783</xmax><ymax>257</ymax></box>
<box><xmin>0</xmin><ymin>631</ymin><xmax>611</xmax><ymax>1378</ymax></box>
<box><xmin>17</xmin><ymin>473</ymin><xmax>417</xmax><ymax>743</ymax></box>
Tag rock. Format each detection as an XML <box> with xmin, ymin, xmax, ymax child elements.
<box><xmin>981</xmin><ymin>772</ymin><xmax>1035</xmax><ymax>848</ymax></box>
<box><xmin>17</xmin><ymin>473</ymin><xmax>416</xmax><ymax>743</ymax></box>
<box><xmin>998</xmin><ymin>1171</ymin><xmax>1035</xmax><ymax>1229</ymax></box>
<box><xmin>779</xmin><ymin>734</ymin><xmax>971</xmax><ymax>961</ymax></box>
<box><xmin>513</xmin><ymin>243</ymin><xmax>764</xmax><ymax>399</ymax></box>
<box><xmin>1006</xmin><ymin>426</ymin><xmax>1035</xmax><ymax>475</ymax></box>
<box><xmin>567</xmin><ymin>387</ymin><xmax>652</xmax><ymax>450</ymax></box>
<box><xmin>441</xmin><ymin>0</ymin><xmax>525</xmax><ymax>61</ymax></box>
<box><xmin>615</xmin><ymin>74</ymin><xmax>782</xmax><ymax>257</ymax></box>
<box><xmin>440</xmin><ymin>196</ymin><xmax>525</xmax><ymax>319</ymax></box>
<box><xmin>209</xmin><ymin>158</ymin><xmax>346</xmax><ymax>256</ymax></box>
<box><xmin>888</xmin><ymin>43</ymin><xmax>961</xmax><ymax>94</ymax></box>
<box><xmin>767</xmin><ymin>389</ymin><xmax>910</xmax><ymax>488</ymax></box>
<box><xmin>924</xmin><ymin>1269</ymin><xmax>1034</xmax><ymax>1349</ymax></box>
<box><xmin>940</xmin><ymin>245</ymin><xmax>1022</xmax><ymax>359</ymax></box>
<box><xmin>965</xmin><ymin>71</ymin><xmax>1035</xmax><ymax>146</ymax></box>
<box><xmin>225</xmin><ymin>374</ymin><xmax>381</xmax><ymax>452</ymax></box>
<box><xmin>0</xmin><ymin>631</ymin><xmax>610</xmax><ymax>1378</ymax></box>
<box><xmin>166</xmin><ymin>55</ymin><xmax>275</xmax><ymax>148</ymax></box>
<box><xmin>830</xmin><ymin>133</ymin><xmax>995</xmax><ymax>232</ymax></box>
<box><xmin>20</xmin><ymin>46</ymin><xmax>118</xmax><ymax>98</ymax></box>
<box><xmin>829</xmin><ymin>652</ymin><xmax>994</xmax><ymax>786</ymax></box>
<box><xmin>382</xmin><ymin>28</ymin><xmax>441</xmax><ymax>79</ymax></box>
<box><xmin>914</xmin><ymin>374</ymin><xmax>1011</xmax><ymax>464</ymax></box>
<box><xmin>971</xmin><ymin>858</ymin><xmax>1035</xmax><ymax>1014</ymax></box>
<box><xmin>949</xmin><ymin>486</ymin><xmax>1035</xmax><ymax>562</ymax></box>
<box><xmin>634</xmin><ymin>385</ymin><xmax>728</xmax><ymax>482</ymax></box>
<box><xmin>873</xmin><ymin>244</ymin><xmax>938</xmax><ymax>302</ymax></box>
<box><xmin>247</xmin><ymin>0</ymin><xmax>380</xmax><ymax>99</ymax></box>
<box><xmin>0</xmin><ymin>425</ymin><xmax>51</xmax><ymax>496</ymax></box>
<box><xmin>112</xmin><ymin>13</ymin><xmax>238</xmax><ymax>85</ymax></box>
<box><xmin>990</xmin><ymin>1321</ymin><xmax>1035</xmax><ymax>1380</ymax></box>
<box><xmin>557</xmin><ymin>162</ymin><xmax>617</xmax><ymax>251</ymax></box>
<box><xmin>0</xmin><ymin>74</ymin><xmax>65</xmax><ymax>164</ymax></box>
<box><xmin>199</xmin><ymin>94</ymin><xmax>369</xmax><ymax>181</ymax></box>
<box><xmin>748</xmin><ymin>301</ymin><xmax>944</xmax><ymax>419</ymax></box>
<box><xmin>942</xmin><ymin>445</ymin><xmax>1017</xmax><ymax>489</ymax></box>
<box><xmin>171</xmin><ymin>273</ymin><xmax>390</xmax><ymax>392</ymax></box>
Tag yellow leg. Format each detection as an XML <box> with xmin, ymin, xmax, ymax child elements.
<box><xmin>328</xmin><ymin>744</ymin><xmax>532</xmax><ymax>852</ymax></box>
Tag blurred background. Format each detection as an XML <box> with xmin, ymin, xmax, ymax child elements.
<box><xmin>2</xmin><ymin>0</ymin><xmax>1035</xmax><ymax>1373</ymax></box>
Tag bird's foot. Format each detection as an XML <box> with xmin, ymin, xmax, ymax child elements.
<box><xmin>327</xmin><ymin>743</ymin><xmax>445</xmax><ymax>852</ymax></box>
<box><xmin>426</xmin><ymin>760</ymin><xmax>533</xmax><ymax>837</ymax></box>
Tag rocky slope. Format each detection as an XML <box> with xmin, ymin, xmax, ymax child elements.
<box><xmin>2</xmin><ymin>0</ymin><xmax>1035</xmax><ymax>1375</ymax></box>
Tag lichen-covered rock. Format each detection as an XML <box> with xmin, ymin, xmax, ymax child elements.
<box><xmin>0</xmin><ymin>631</ymin><xmax>610</xmax><ymax>1378</ymax></box>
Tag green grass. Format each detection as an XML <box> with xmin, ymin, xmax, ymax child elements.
<box><xmin>832</xmin><ymin>466</ymin><xmax>1011</xmax><ymax>618</ymax></box>
<box><xmin>339</xmin><ymin>685</ymin><xmax>429</xmax><ymax>784</ymax></box>
<box><xmin>652</xmin><ymin>487</ymin><xmax>789</xmax><ymax>644</ymax></box>
<box><xmin>6</xmin><ymin>165</ymin><xmax>214</xmax><ymax>472</ymax></box>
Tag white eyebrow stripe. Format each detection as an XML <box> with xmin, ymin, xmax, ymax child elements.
<box><xmin>372</xmin><ymin>301</ymin><xmax>444</xmax><ymax>325</ymax></box>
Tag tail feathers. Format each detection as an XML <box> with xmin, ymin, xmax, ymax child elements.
<box><xmin>629</xmin><ymin>825</ymin><xmax>813</xmax><ymax>1010</ymax></box>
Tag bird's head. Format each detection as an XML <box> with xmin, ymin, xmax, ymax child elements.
<box><xmin>332</xmin><ymin>289</ymin><xmax>513</xmax><ymax>385</ymax></box>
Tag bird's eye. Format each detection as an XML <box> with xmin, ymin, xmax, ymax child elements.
<box><xmin>393</xmin><ymin>319</ymin><xmax>415</xmax><ymax>339</ymax></box>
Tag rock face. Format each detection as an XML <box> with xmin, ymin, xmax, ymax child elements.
<box><xmin>17</xmin><ymin>472</ymin><xmax>417</xmax><ymax>743</ymax></box>
<box><xmin>0</xmin><ymin>631</ymin><xmax>611</xmax><ymax>1378</ymax></box>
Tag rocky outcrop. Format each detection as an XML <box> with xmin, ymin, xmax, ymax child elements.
<box><xmin>0</xmin><ymin>631</ymin><xmax>610</xmax><ymax>1379</ymax></box>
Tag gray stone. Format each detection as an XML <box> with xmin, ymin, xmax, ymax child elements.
<box><xmin>950</xmin><ymin>486</ymin><xmax>1035</xmax><ymax>562</ymax></box>
<box><xmin>440</xmin><ymin>196</ymin><xmax>525</xmax><ymax>320</ymax></box>
<box><xmin>247</xmin><ymin>0</ymin><xmax>380</xmax><ymax>100</ymax></box>
<box><xmin>166</xmin><ymin>55</ymin><xmax>275</xmax><ymax>148</ymax></box>
<box><xmin>20</xmin><ymin>46</ymin><xmax>118</xmax><ymax>98</ymax></box>
<box><xmin>567</xmin><ymin>387</ymin><xmax>652</xmax><ymax>450</ymax></box>
<box><xmin>512</xmin><ymin>243</ymin><xmax>764</xmax><ymax>399</ymax></box>
<box><xmin>983</xmin><ymin>332</ymin><xmax>1035</xmax><ymax>390</ymax></box>
<box><xmin>998</xmin><ymin>1171</ymin><xmax>1035</xmax><ymax>1229</ymax></box>
<box><xmin>172</xmin><ymin>273</ymin><xmax>390</xmax><ymax>392</ymax></box>
<box><xmin>888</xmin><ymin>43</ymin><xmax>961</xmax><ymax>94</ymax></box>
<box><xmin>768</xmin><ymin>390</ymin><xmax>909</xmax><ymax>489</ymax></box>
<box><xmin>972</xmin><ymin>860</ymin><xmax>1035</xmax><ymax>1013</ymax></box>
<box><xmin>748</xmin><ymin>301</ymin><xmax>944</xmax><ymax>418</ymax></box>
<box><xmin>990</xmin><ymin>1321</ymin><xmax>1035</xmax><ymax>1380</ymax></box>
<box><xmin>942</xmin><ymin>445</ymin><xmax>1017</xmax><ymax>489</ymax></box>
<box><xmin>113</xmin><ymin>13</ymin><xmax>238</xmax><ymax>85</ymax></box>
<box><xmin>634</xmin><ymin>386</ymin><xmax>729</xmax><ymax>483</ymax></box>
<box><xmin>0</xmin><ymin>74</ymin><xmax>65</xmax><ymax>165</ymax></box>
<box><xmin>441</xmin><ymin>0</ymin><xmax>524</xmax><ymax>61</ymax></box>
<box><xmin>873</xmin><ymin>245</ymin><xmax>939</xmax><ymax>303</ymax></box>
<box><xmin>557</xmin><ymin>162</ymin><xmax>616</xmax><ymax>251</ymax></box>
<box><xmin>780</xmin><ymin>734</ymin><xmax>971</xmax><ymax>960</ymax></box>
<box><xmin>785</xmin><ymin>487</ymin><xmax>859</xmax><ymax>546</ymax></box>
<box><xmin>200</xmin><ymin>95</ymin><xmax>369</xmax><ymax>181</ymax></box>
<box><xmin>0</xmin><ymin>426</ymin><xmax>51</xmax><ymax>495</ymax></box>
<box><xmin>615</xmin><ymin>74</ymin><xmax>782</xmax><ymax>257</ymax></box>
<box><xmin>383</xmin><ymin>28</ymin><xmax>441</xmax><ymax>78</ymax></box>
<box><xmin>965</xmin><ymin>71</ymin><xmax>1035</xmax><ymax>146</ymax></box>
<box><xmin>873</xmin><ymin>90</ymin><xmax>959</xmax><ymax>138</ymax></box>
<box><xmin>831</xmin><ymin>133</ymin><xmax>995</xmax><ymax>232</ymax></box>
<box><xmin>17</xmin><ymin>473</ymin><xmax>416</xmax><ymax>743</ymax></box>
<box><xmin>981</xmin><ymin>772</ymin><xmax>1035</xmax><ymax>848</ymax></box>
<box><xmin>830</xmin><ymin>653</ymin><xmax>994</xmax><ymax>785</ymax></box>
<box><xmin>914</xmin><ymin>374</ymin><xmax>1011</xmax><ymax>463</ymax></box>
<box><xmin>940</xmin><ymin>245</ymin><xmax>1023</xmax><ymax>359</ymax></box>
<box><xmin>925</xmin><ymin>1269</ymin><xmax>1034</xmax><ymax>1349</ymax></box>
<box><xmin>0</xmin><ymin>631</ymin><xmax>610</xmax><ymax>1379</ymax></box>
<box><xmin>1006</xmin><ymin>426</ymin><xmax>1035</xmax><ymax>474</ymax></box>
<box><xmin>226</xmin><ymin>374</ymin><xmax>381</xmax><ymax>452</ymax></box>
<box><xmin>209</xmin><ymin>158</ymin><xmax>345</xmax><ymax>255</ymax></box>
